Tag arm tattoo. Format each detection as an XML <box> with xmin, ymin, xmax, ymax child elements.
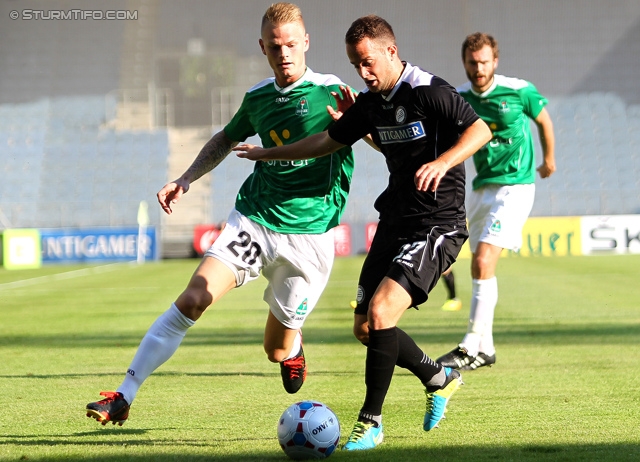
<box><xmin>183</xmin><ymin>131</ymin><xmax>238</xmax><ymax>183</ymax></box>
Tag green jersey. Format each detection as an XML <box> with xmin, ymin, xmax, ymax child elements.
<box><xmin>224</xmin><ymin>68</ymin><xmax>355</xmax><ymax>234</ymax></box>
<box><xmin>457</xmin><ymin>74</ymin><xmax>547</xmax><ymax>190</ymax></box>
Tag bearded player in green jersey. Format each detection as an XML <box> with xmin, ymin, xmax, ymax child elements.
<box><xmin>438</xmin><ymin>32</ymin><xmax>556</xmax><ymax>371</ymax></box>
<box><xmin>85</xmin><ymin>3</ymin><xmax>356</xmax><ymax>426</ymax></box>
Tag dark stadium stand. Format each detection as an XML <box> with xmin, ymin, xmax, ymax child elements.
<box><xmin>0</xmin><ymin>0</ymin><xmax>638</xmax><ymax>257</ymax></box>
<box><xmin>1</xmin><ymin>96</ymin><xmax>168</xmax><ymax>229</ymax></box>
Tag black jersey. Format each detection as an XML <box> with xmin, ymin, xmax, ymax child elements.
<box><xmin>329</xmin><ymin>62</ymin><xmax>479</xmax><ymax>231</ymax></box>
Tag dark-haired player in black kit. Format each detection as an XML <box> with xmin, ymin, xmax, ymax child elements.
<box><xmin>235</xmin><ymin>14</ymin><xmax>491</xmax><ymax>451</ymax></box>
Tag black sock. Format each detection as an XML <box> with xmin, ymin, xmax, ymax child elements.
<box><xmin>395</xmin><ymin>327</ymin><xmax>443</xmax><ymax>388</ymax></box>
<box><xmin>361</xmin><ymin>327</ymin><xmax>398</xmax><ymax>417</ymax></box>
<box><xmin>357</xmin><ymin>411</ymin><xmax>382</xmax><ymax>427</ymax></box>
<box><xmin>442</xmin><ymin>271</ymin><xmax>456</xmax><ymax>299</ymax></box>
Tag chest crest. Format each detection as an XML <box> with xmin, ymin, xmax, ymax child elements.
<box><xmin>395</xmin><ymin>106</ymin><xmax>407</xmax><ymax>124</ymax></box>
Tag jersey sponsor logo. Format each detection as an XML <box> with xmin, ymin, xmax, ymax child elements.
<box><xmin>266</xmin><ymin>159</ymin><xmax>309</xmax><ymax>167</ymax></box>
<box><xmin>377</xmin><ymin>121</ymin><xmax>425</xmax><ymax>144</ymax></box>
<box><xmin>295</xmin><ymin>97</ymin><xmax>309</xmax><ymax>116</ymax></box>
<box><xmin>268</xmin><ymin>128</ymin><xmax>315</xmax><ymax>166</ymax></box>
<box><xmin>295</xmin><ymin>298</ymin><xmax>309</xmax><ymax>316</ymax></box>
<box><xmin>488</xmin><ymin>136</ymin><xmax>512</xmax><ymax>148</ymax></box>
<box><xmin>270</xmin><ymin>128</ymin><xmax>290</xmax><ymax>146</ymax></box>
<box><xmin>395</xmin><ymin>106</ymin><xmax>407</xmax><ymax>124</ymax></box>
<box><xmin>275</xmin><ymin>96</ymin><xmax>289</xmax><ymax>104</ymax></box>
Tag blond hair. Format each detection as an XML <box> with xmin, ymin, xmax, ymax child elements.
<box><xmin>262</xmin><ymin>2</ymin><xmax>304</xmax><ymax>29</ymax></box>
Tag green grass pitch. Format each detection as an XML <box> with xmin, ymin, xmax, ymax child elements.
<box><xmin>1</xmin><ymin>254</ymin><xmax>639</xmax><ymax>461</ymax></box>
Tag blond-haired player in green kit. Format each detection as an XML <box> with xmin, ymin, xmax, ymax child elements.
<box><xmin>438</xmin><ymin>32</ymin><xmax>556</xmax><ymax>371</ymax></box>
<box><xmin>85</xmin><ymin>2</ymin><xmax>356</xmax><ymax>426</ymax></box>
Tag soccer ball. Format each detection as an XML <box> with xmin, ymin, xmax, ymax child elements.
<box><xmin>277</xmin><ymin>401</ymin><xmax>341</xmax><ymax>460</ymax></box>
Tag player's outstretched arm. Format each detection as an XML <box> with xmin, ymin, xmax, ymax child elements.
<box><xmin>414</xmin><ymin>119</ymin><xmax>492</xmax><ymax>192</ymax></box>
<box><xmin>157</xmin><ymin>130</ymin><xmax>237</xmax><ymax>215</ymax></box>
<box><xmin>534</xmin><ymin>108</ymin><xmax>556</xmax><ymax>178</ymax></box>
<box><xmin>234</xmin><ymin>131</ymin><xmax>344</xmax><ymax>161</ymax></box>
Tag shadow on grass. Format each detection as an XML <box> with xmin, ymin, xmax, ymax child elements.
<box><xmin>0</xmin><ymin>322</ymin><xmax>638</xmax><ymax>349</ymax></box>
<box><xmin>1</xmin><ymin>441</ymin><xmax>639</xmax><ymax>462</ymax></box>
<box><xmin>1</xmin><ymin>432</ymin><xmax>274</xmax><ymax>447</ymax></box>
<box><xmin>0</xmin><ymin>370</ymin><xmax>359</xmax><ymax>380</ymax></box>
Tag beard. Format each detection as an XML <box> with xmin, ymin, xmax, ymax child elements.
<box><xmin>466</xmin><ymin>69</ymin><xmax>495</xmax><ymax>92</ymax></box>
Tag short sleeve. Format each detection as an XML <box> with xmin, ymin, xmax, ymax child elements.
<box><xmin>521</xmin><ymin>82</ymin><xmax>548</xmax><ymax>120</ymax></box>
<box><xmin>328</xmin><ymin>95</ymin><xmax>373</xmax><ymax>146</ymax></box>
<box><xmin>422</xmin><ymin>77</ymin><xmax>479</xmax><ymax>133</ymax></box>
<box><xmin>223</xmin><ymin>93</ymin><xmax>256</xmax><ymax>142</ymax></box>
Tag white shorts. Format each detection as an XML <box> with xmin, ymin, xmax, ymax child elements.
<box><xmin>467</xmin><ymin>184</ymin><xmax>535</xmax><ymax>253</ymax></box>
<box><xmin>205</xmin><ymin>209</ymin><xmax>335</xmax><ymax>330</ymax></box>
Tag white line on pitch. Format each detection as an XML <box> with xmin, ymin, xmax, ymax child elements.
<box><xmin>0</xmin><ymin>262</ymin><xmax>132</xmax><ymax>291</ymax></box>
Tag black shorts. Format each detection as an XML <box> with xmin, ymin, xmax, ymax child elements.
<box><xmin>354</xmin><ymin>222</ymin><xmax>468</xmax><ymax>315</ymax></box>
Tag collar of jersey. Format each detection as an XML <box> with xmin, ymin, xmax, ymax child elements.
<box><xmin>380</xmin><ymin>61</ymin><xmax>410</xmax><ymax>102</ymax></box>
<box><xmin>470</xmin><ymin>74</ymin><xmax>500</xmax><ymax>98</ymax></box>
<box><xmin>274</xmin><ymin>67</ymin><xmax>311</xmax><ymax>93</ymax></box>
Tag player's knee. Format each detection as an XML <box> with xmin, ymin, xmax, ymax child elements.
<box><xmin>472</xmin><ymin>255</ymin><xmax>493</xmax><ymax>278</ymax></box>
<box><xmin>175</xmin><ymin>288</ymin><xmax>212</xmax><ymax>320</ymax></box>
<box><xmin>367</xmin><ymin>299</ymin><xmax>402</xmax><ymax>330</ymax></box>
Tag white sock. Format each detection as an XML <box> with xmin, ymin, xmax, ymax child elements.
<box><xmin>461</xmin><ymin>277</ymin><xmax>498</xmax><ymax>357</ymax></box>
<box><xmin>283</xmin><ymin>331</ymin><xmax>302</xmax><ymax>361</ymax></box>
<box><xmin>117</xmin><ymin>303</ymin><xmax>195</xmax><ymax>404</ymax></box>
